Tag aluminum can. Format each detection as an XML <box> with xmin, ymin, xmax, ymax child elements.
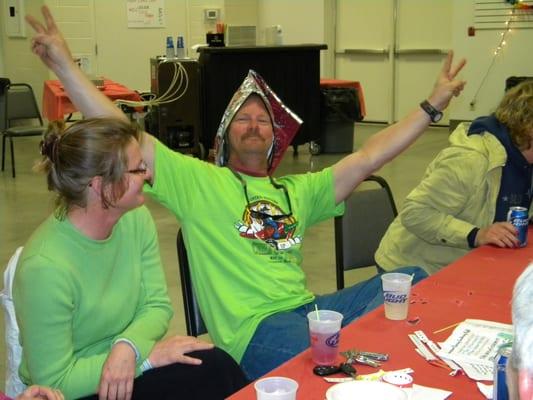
<box><xmin>493</xmin><ymin>343</ymin><xmax>512</xmax><ymax>400</ymax></box>
<box><xmin>507</xmin><ymin>206</ymin><xmax>528</xmax><ymax>247</ymax></box>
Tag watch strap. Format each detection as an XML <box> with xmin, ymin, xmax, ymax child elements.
<box><xmin>419</xmin><ymin>100</ymin><xmax>443</xmax><ymax>123</ymax></box>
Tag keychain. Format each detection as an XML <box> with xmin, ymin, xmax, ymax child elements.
<box><xmin>341</xmin><ymin>349</ymin><xmax>389</xmax><ymax>368</ymax></box>
<box><xmin>313</xmin><ymin>363</ymin><xmax>357</xmax><ymax>379</ymax></box>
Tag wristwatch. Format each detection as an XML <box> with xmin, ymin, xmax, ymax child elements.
<box><xmin>420</xmin><ymin>100</ymin><xmax>443</xmax><ymax>123</ymax></box>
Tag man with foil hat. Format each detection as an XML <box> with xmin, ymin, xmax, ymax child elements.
<box><xmin>213</xmin><ymin>69</ymin><xmax>302</xmax><ymax>174</ymax></box>
<box><xmin>27</xmin><ymin>6</ymin><xmax>466</xmax><ymax>381</ymax></box>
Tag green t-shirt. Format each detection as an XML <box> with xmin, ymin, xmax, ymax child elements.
<box><xmin>13</xmin><ymin>206</ymin><xmax>173</xmax><ymax>399</ymax></box>
<box><xmin>145</xmin><ymin>140</ymin><xmax>344</xmax><ymax>361</ymax></box>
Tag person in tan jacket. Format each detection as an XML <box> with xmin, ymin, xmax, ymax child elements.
<box><xmin>376</xmin><ymin>80</ymin><xmax>533</xmax><ymax>275</ymax></box>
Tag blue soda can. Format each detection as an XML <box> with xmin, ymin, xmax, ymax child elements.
<box><xmin>493</xmin><ymin>343</ymin><xmax>512</xmax><ymax>400</ymax></box>
<box><xmin>507</xmin><ymin>206</ymin><xmax>528</xmax><ymax>247</ymax></box>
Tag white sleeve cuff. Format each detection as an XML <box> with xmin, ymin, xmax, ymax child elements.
<box><xmin>141</xmin><ymin>358</ymin><xmax>154</xmax><ymax>372</ymax></box>
<box><xmin>113</xmin><ymin>338</ymin><xmax>140</xmax><ymax>361</ymax></box>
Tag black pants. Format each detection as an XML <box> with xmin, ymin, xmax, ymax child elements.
<box><xmin>78</xmin><ymin>348</ymin><xmax>248</xmax><ymax>400</ymax></box>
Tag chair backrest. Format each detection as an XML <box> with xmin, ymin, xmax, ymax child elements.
<box><xmin>176</xmin><ymin>229</ymin><xmax>207</xmax><ymax>336</ymax></box>
<box><xmin>334</xmin><ymin>175</ymin><xmax>398</xmax><ymax>290</ymax></box>
<box><xmin>0</xmin><ymin>78</ymin><xmax>10</xmax><ymax>97</ymax></box>
<box><xmin>0</xmin><ymin>78</ymin><xmax>11</xmax><ymax>131</ymax></box>
<box><xmin>5</xmin><ymin>83</ymin><xmax>43</xmax><ymax>128</ymax></box>
<box><xmin>0</xmin><ymin>247</ymin><xmax>27</xmax><ymax>397</ymax></box>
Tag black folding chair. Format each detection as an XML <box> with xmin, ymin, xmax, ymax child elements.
<box><xmin>1</xmin><ymin>83</ymin><xmax>46</xmax><ymax>178</ymax></box>
<box><xmin>176</xmin><ymin>229</ymin><xmax>207</xmax><ymax>336</ymax></box>
<box><xmin>335</xmin><ymin>175</ymin><xmax>398</xmax><ymax>289</ymax></box>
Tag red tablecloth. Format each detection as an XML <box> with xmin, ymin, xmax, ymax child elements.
<box><xmin>320</xmin><ymin>79</ymin><xmax>366</xmax><ymax>119</ymax></box>
<box><xmin>42</xmin><ymin>79</ymin><xmax>142</xmax><ymax>121</ymax></box>
<box><xmin>229</xmin><ymin>231</ymin><xmax>531</xmax><ymax>399</ymax></box>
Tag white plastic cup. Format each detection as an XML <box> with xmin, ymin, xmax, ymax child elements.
<box><xmin>254</xmin><ymin>377</ymin><xmax>298</xmax><ymax>400</ymax></box>
<box><xmin>307</xmin><ymin>310</ymin><xmax>343</xmax><ymax>365</ymax></box>
<box><xmin>381</xmin><ymin>273</ymin><xmax>413</xmax><ymax>320</ymax></box>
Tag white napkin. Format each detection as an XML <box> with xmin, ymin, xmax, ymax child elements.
<box><xmin>404</xmin><ymin>384</ymin><xmax>453</xmax><ymax>400</ymax></box>
<box><xmin>476</xmin><ymin>382</ymin><xmax>493</xmax><ymax>399</ymax></box>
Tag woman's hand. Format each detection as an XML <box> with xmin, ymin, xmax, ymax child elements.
<box><xmin>17</xmin><ymin>385</ymin><xmax>64</xmax><ymax>400</ymax></box>
<box><xmin>98</xmin><ymin>342</ymin><xmax>136</xmax><ymax>400</ymax></box>
<box><xmin>148</xmin><ymin>335</ymin><xmax>215</xmax><ymax>368</ymax></box>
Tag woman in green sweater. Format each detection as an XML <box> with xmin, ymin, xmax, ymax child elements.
<box><xmin>13</xmin><ymin>118</ymin><xmax>246</xmax><ymax>400</ymax></box>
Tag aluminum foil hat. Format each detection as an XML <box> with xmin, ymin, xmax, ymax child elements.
<box><xmin>214</xmin><ymin>70</ymin><xmax>302</xmax><ymax>173</ymax></box>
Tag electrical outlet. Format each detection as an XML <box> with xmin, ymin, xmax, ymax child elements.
<box><xmin>5</xmin><ymin>0</ymin><xmax>26</xmax><ymax>37</ymax></box>
<box><xmin>73</xmin><ymin>56</ymin><xmax>92</xmax><ymax>74</ymax></box>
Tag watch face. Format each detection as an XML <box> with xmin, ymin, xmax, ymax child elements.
<box><xmin>433</xmin><ymin>111</ymin><xmax>443</xmax><ymax>123</ymax></box>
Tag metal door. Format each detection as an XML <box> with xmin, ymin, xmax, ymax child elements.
<box><xmin>335</xmin><ymin>0</ymin><xmax>452</xmax><ymax>124</ymax></box>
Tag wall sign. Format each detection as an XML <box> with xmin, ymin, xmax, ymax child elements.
<box><xmin>127</xmin><ymin>0</ymin><xmax>165</xmax><ymax>28</ymax></box>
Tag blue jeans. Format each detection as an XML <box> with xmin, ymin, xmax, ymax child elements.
<box><xmin>239</xmin><ymin>266</ymin><xmax>427</xmax><ymax>380</ymax></box>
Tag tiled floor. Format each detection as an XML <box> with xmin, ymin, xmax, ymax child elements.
<box><xmin>0</xmin><ymin>122</ymin><xmax>450</xmax><ymax>391</ymax></box>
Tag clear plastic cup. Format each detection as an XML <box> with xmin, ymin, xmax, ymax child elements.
<box><xmin>381</xmin><ymin>272</ymin><xmax>413</xmax><ymax>320</ymax></box>
<box><xmin>307</xmin><ymin>310</ymin><xmax>343</xmax><ymax>365</ymax></box>
<box><xmin>254</xmin><ymin>376</ymin><xmax>299</xmax><ymax>400</ymax></box>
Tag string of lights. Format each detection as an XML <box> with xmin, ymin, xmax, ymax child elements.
<box><xmin>469</xmin><ymin>11</ymin><xmax>515</xmax><ymax>109</ymax></box>
<box><xmin>470</xmin><ymin>1</ymin><xmax>533</xmax><ymax>109</ymax></box>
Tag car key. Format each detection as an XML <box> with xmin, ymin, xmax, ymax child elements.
<box><xmin>358</xmin><ymin>351</ymin><xmax>389</xmax><ymax>362</ymax></box>
<box><xmin>354</xmin><ymin>354</ymin><xmax>381</xmax><ymax>368</ymax></box>
<box><xmin>313</xmin><ymin>365</ymin><xmax>341</xmax><ymax>376</ymax></box>
<box><xmin>313</xmin><ymin>363</ymin><xmax>357</xmax><ymax>378</ymax></box>
<box><xmin>340</xmin><ymin>362</ymin><xmax>357</xmax><ymax>378</ymax></box>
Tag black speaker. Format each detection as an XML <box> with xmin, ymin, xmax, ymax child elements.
<box><xmin>150</xmin><ymin>58</ymin><xmax>203</xmax><ymax>158</ymax></box>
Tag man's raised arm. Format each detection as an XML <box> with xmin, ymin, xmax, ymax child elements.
<box><xmin>333</xmin><ymin>51</ymin><xmax>466</xmax><ymax>204</ymax></box>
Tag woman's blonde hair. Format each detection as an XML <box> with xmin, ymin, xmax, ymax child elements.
<box><xmin>35</xmin><ymin>118</ymin><xmax>140</xmax><ymax>217</ymax></box>
<box><xmin>495</xmin><ymin>80</ymin><xmax>533</xmax><ymax>150</ymax></box>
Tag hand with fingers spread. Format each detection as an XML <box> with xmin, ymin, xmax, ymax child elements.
<box><xmin>148</xmin><ymin>336</ymin><xmax>215</xmax><ymax>368</ymax></box>
<box><xmin>427</xmin><ymin>51</ymin><xmax>467</xmax><ymax>111</ymax></box>
<box><xmin>25</xmin><ymin>6</ymin><xmax>76</xmax><ymax>73</ymax></box>
<box><xmin>98</xmin><ymin>342</ymin><xmax>136</xmax><ymax>400</ymax></box>
<box><xmin>16</xmin><ymin>385</ymin><xmax>64</xmax><ymax>400</ymax></box>
<box><xmin>475</xmin><ymin>222</ymin><xmax>520</xmax><ymax>248</ymax></box>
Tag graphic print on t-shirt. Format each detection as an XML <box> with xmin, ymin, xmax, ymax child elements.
<box><xmin>234</xmin><ymin>199</ymin><xmax>301</xmax><ymax>250</ymax></box>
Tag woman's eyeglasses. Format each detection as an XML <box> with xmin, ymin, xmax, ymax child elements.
<box><xmin>127</xmin><ymin>160</ymin><xmax>148</xmax><ymax>175</ymax></box>
<box><xmin>231</xmin><ymin>170</ymin><xmax>293</xmax><ymax>220</ymax></box>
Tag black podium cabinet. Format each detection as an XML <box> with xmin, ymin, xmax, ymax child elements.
<box><xmin>198</xmin><ymin>44</ymin><xmax>327</xmax><ymax>154</ymax></box>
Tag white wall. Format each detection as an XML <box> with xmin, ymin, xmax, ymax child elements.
<box><xmin>92</xmin><ymin>0</ymin><xmax>189</xmax><ymax>92</ymax></box>
<box><xmin>257</xmin><ymin>0</ymin><xmax>324</xmax><ymax>44</ymax></box>
<box><xmin>0</xmin><ymin>0</ymin><xmax>48</xmax><ymax>104</ymax></box>
<box><xmin>0</xmin><ymin>0</ymin><xmax>325</xmax><ymax>100</ymax></box>
<box><xmin>0</xmin><ymin>0</ymin><xmax>230</xmax><ymax>97</ymax></box>
<box><xmin>4</xmin><ymin>1</ymin><xmax>526</xmax><ymax>120</ymax></box>
<box><xmin>225</xmin><ymin>0</ymin><xmax>257</xmax><ymax>26</ymax></box>
<box><xmin>451</xmin><ymin>0</ymin><xmax>533</xmax><ymax>121</ymax></box>
<box><xmin>188</xmin><ymin>0</ymin><xmax>225</xmax><ymax>52</ymax></box>
<box><xmin>0</xmin><ymin>6</ymin><xmax>4</xmax><ymax>77</ymax></box>
<box><xmin>257</xmin><ymin>0</ymin><xmax>327</xmax><ymax>73</ymax></box>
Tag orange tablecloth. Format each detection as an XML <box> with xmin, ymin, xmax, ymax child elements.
<box><xmin>229</xmin><ymin>231</ymin><xmax>531</xmax><ymax>399</ymax></box>
<box><xmin>320</xmin><ymin>78</ymin><xmax>366</xmax><ymax>119</ymax></box>
<box><xmin>42</xmin><ymin>79</ymin><xmax>142</xmax><ymax>121</ymax></box>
